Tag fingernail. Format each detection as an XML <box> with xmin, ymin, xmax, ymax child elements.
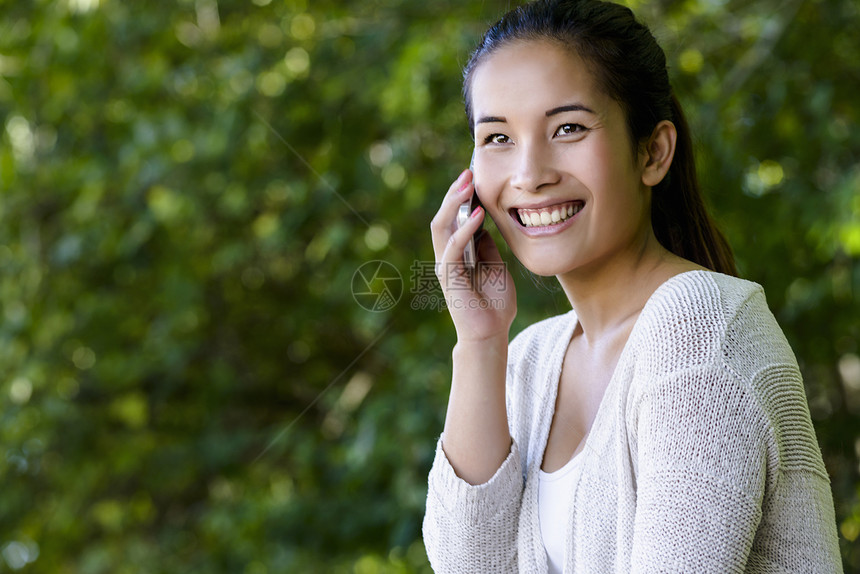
<box><xmin>458</xmin><ymin>172</ymin><xmax>471</xmax><ymax>192</ymax></box>
<box><xmin>471</xmin><ymin>206</ymin><xmax>483</xmax><ymax>218</ymax></box>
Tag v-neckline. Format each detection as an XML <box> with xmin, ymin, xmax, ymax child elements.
<box><xmin>529</xmin><ymin>269</ymin><xmax>713</xmax><ymax>574</ymax></box>
<box><xmin>537</xmin><ymin>269</ymin><xmax>710</xmax><ymax>472</ymax></box>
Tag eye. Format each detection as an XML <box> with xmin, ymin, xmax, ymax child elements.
<box><xmin>483</xmin><ymin>133</ymin><xmax>510</xmax><ymax>145</ymax></box>
<box><xmin>555</xmin><ymin>123</ymin><xmax>588</xmax><ymax>137</ymax></box>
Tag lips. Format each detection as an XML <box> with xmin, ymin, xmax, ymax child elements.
<box><xmin>514</xmin><ymin>200</ymin><xmax>584</xmax><ymax>228</ymax></box>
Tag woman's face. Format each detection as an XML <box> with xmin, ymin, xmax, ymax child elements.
<box><xmin>470</xmin><ymin>39</ymin><xmax>653</xmax><ymax>277</ymax></box>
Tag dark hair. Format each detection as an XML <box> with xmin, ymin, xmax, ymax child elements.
<box><xmin>463</xmin><ymin>0</ymin><xmax>737</xmax><ymax>276</ymax></box>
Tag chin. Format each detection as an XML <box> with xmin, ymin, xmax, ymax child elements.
<box><xmin>497</xmin><ymin>231</ymin><xmax>571</xmax><ymax>277</ymax></box>
<box><xmin>513</xmin><ymin>250</ymin><xmax>575</xmax><ymax>278</ymax></box>
<box><xmin>521</xmin><ymin>262</ymin><xmax>561</xmax><ymax>277</ymax></box>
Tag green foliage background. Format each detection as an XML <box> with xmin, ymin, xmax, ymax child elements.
<box><xmin>0</xmin><ymin>0</ymin><xmax>858</xmax><ymax>571</ymax></box>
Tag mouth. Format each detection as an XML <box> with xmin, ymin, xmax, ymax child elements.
<box><xmin>511</xmin><ymin>200</ymin><xmax>584</xmax><ymax>228</ymax></box>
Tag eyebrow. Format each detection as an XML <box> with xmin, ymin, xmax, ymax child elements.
<box><xmin>546</xmin><ymin>103</ymin><xmax>595</xmax><ymax>116</ymax></box>
<box><xmin>475</xmin><ymin>115</ymin><xmax>506</xmax><ymax>125</ymax></box>
<box><xmin>475</xmin><ymin>103</ymin><xmax>595</xmax><ymax>125</ymax></box>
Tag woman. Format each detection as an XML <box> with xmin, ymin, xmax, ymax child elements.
<box><xmin>422</xmin><ymin>0</ymin><xmax>843</xmax><ymax>572</ymax></box>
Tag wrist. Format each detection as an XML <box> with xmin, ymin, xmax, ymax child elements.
<box><xmin>453</xmin><ymin>334</ymin><xmax>509</xmax><ymax>361</ymax></box>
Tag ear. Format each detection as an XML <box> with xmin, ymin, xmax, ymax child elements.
<box><xmin>640</xmin><ymin>120</ymin><xmax>677</xmax><ymax>188</ymax></box>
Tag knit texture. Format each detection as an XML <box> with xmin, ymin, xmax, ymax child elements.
<box><xmin>423</xmin><ymin>271</ymin><xmax>842</xmax><ymax>573</ymax></box>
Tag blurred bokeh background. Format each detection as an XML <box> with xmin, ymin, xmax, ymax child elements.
<box><xmin>0</xmin><ymin>0</ymin><xmax>858</xmax><ymax>571</ymax></box>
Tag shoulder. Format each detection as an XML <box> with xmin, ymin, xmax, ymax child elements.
<box><xmin>629</xmin><ymin>270</ymin><xmax>804</xmax><ymax>432</ymax></box>
<box><xmin>642</xmin><ymin>269</ymin><xmax>765</xmax><ymax>329</ymax></box>
<box><xmin>629</xmin><ymin>272</ymin><xmax>829</xmax><ymax>483</ymax></box>
<box><xmin>630</xmin><ymin>270</ymin><xmax>780</xmax><ymax>373</ymax></box>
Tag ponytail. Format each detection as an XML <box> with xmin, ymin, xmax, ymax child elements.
<box><xmin>652</xmin><ymin>94</ymin><xmax>737</xmax><ymax>276</ymax></box>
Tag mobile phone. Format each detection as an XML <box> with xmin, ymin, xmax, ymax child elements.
<box><xmin>457</xmin><ymin>150</ymin><xmax>483</xmax><ymax>268</ymax></box>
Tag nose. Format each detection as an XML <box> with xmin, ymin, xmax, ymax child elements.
<box><xmin>509</xmin><ymin>141</ymin><xmax>559</xmax><ymax>193</ymax></box>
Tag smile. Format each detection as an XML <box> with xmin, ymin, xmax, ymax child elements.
<box><xmin>515</xmin><ymin>201</ymin><xmax>584</xmax><ymax>228</ymax></box>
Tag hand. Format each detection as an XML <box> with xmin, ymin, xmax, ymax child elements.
<box><xmin>430</xmin><ymin>169</ymin><xmax>517</xmax><ymax>342</ymax></box>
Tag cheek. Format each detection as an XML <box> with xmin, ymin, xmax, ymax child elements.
<box><xmin>474</xmin><ymin>169</ymin><xmax>505</xmax><ymax>211</ymax></box>
<box><xmin>579</xmin><ymin>142</ymin><xmax>638</xmax><ymax>195</ymax></box>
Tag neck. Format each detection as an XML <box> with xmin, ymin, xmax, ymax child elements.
<box><xmin>556</xmin><ymin>231</ymin><xmax>701</xmax><ymax>345</ymax></box>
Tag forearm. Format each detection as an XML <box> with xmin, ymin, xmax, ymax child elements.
<box><xmin>441</xmin><ymin>335</ymin><xmax>511</xmax><ymax>485</ymax></box>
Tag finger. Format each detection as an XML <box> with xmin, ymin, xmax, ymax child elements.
<box><xmin>438</xmin><ymin>207</ymin><xmax>485</xmax><ymax>288</ymax></box>
<box><xmin>430</xmin><ymin>172</ymin><xmax>473</xmax><ymax>248</ymax></box>
<box><xmin>445</xmin><ymin>169</ymin><xmax>473</xmax><ymax>202</ymax></box>
<box><xmin>441</xmin><ymin>206</ymin><xmax>484</xmax><ymax>261</ymax></box>
<box><xmin>430</xmin><ymin>171</ymin><xmax>474</xmax><ymax>258</ymax></box>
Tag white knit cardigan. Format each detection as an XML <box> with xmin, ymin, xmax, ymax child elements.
<box><xmin>423</xmin><ymin>271</ymin><xmax>843</xmax><ymax>573</ymax></box>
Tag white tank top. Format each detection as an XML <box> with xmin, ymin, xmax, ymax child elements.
<box><xmin>538</xmin><ymin>452</ymin><xmax>585</xmax><ymax>574</ymax></box>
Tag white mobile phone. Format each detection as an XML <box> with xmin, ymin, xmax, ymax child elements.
<box><xmin>457</xmin><ymin>150</ymin><xmax>482</xmax><ymax>268</ymax></box>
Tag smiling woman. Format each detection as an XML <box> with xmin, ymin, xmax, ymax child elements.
<box><xmin>422</xmin><ymin>0</ymin><xmax>843</xmax><ymax>572</ymax></box>
<box><xmin>469</xmin><ymin>41</ymin><xmax>662</xmax><ymax>277</ymax></box>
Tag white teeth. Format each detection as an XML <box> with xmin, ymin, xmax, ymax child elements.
<box><xmin>518</xmin><ymin>202</ymin><xmax>582</xmax><ymax>228</ymax></box>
